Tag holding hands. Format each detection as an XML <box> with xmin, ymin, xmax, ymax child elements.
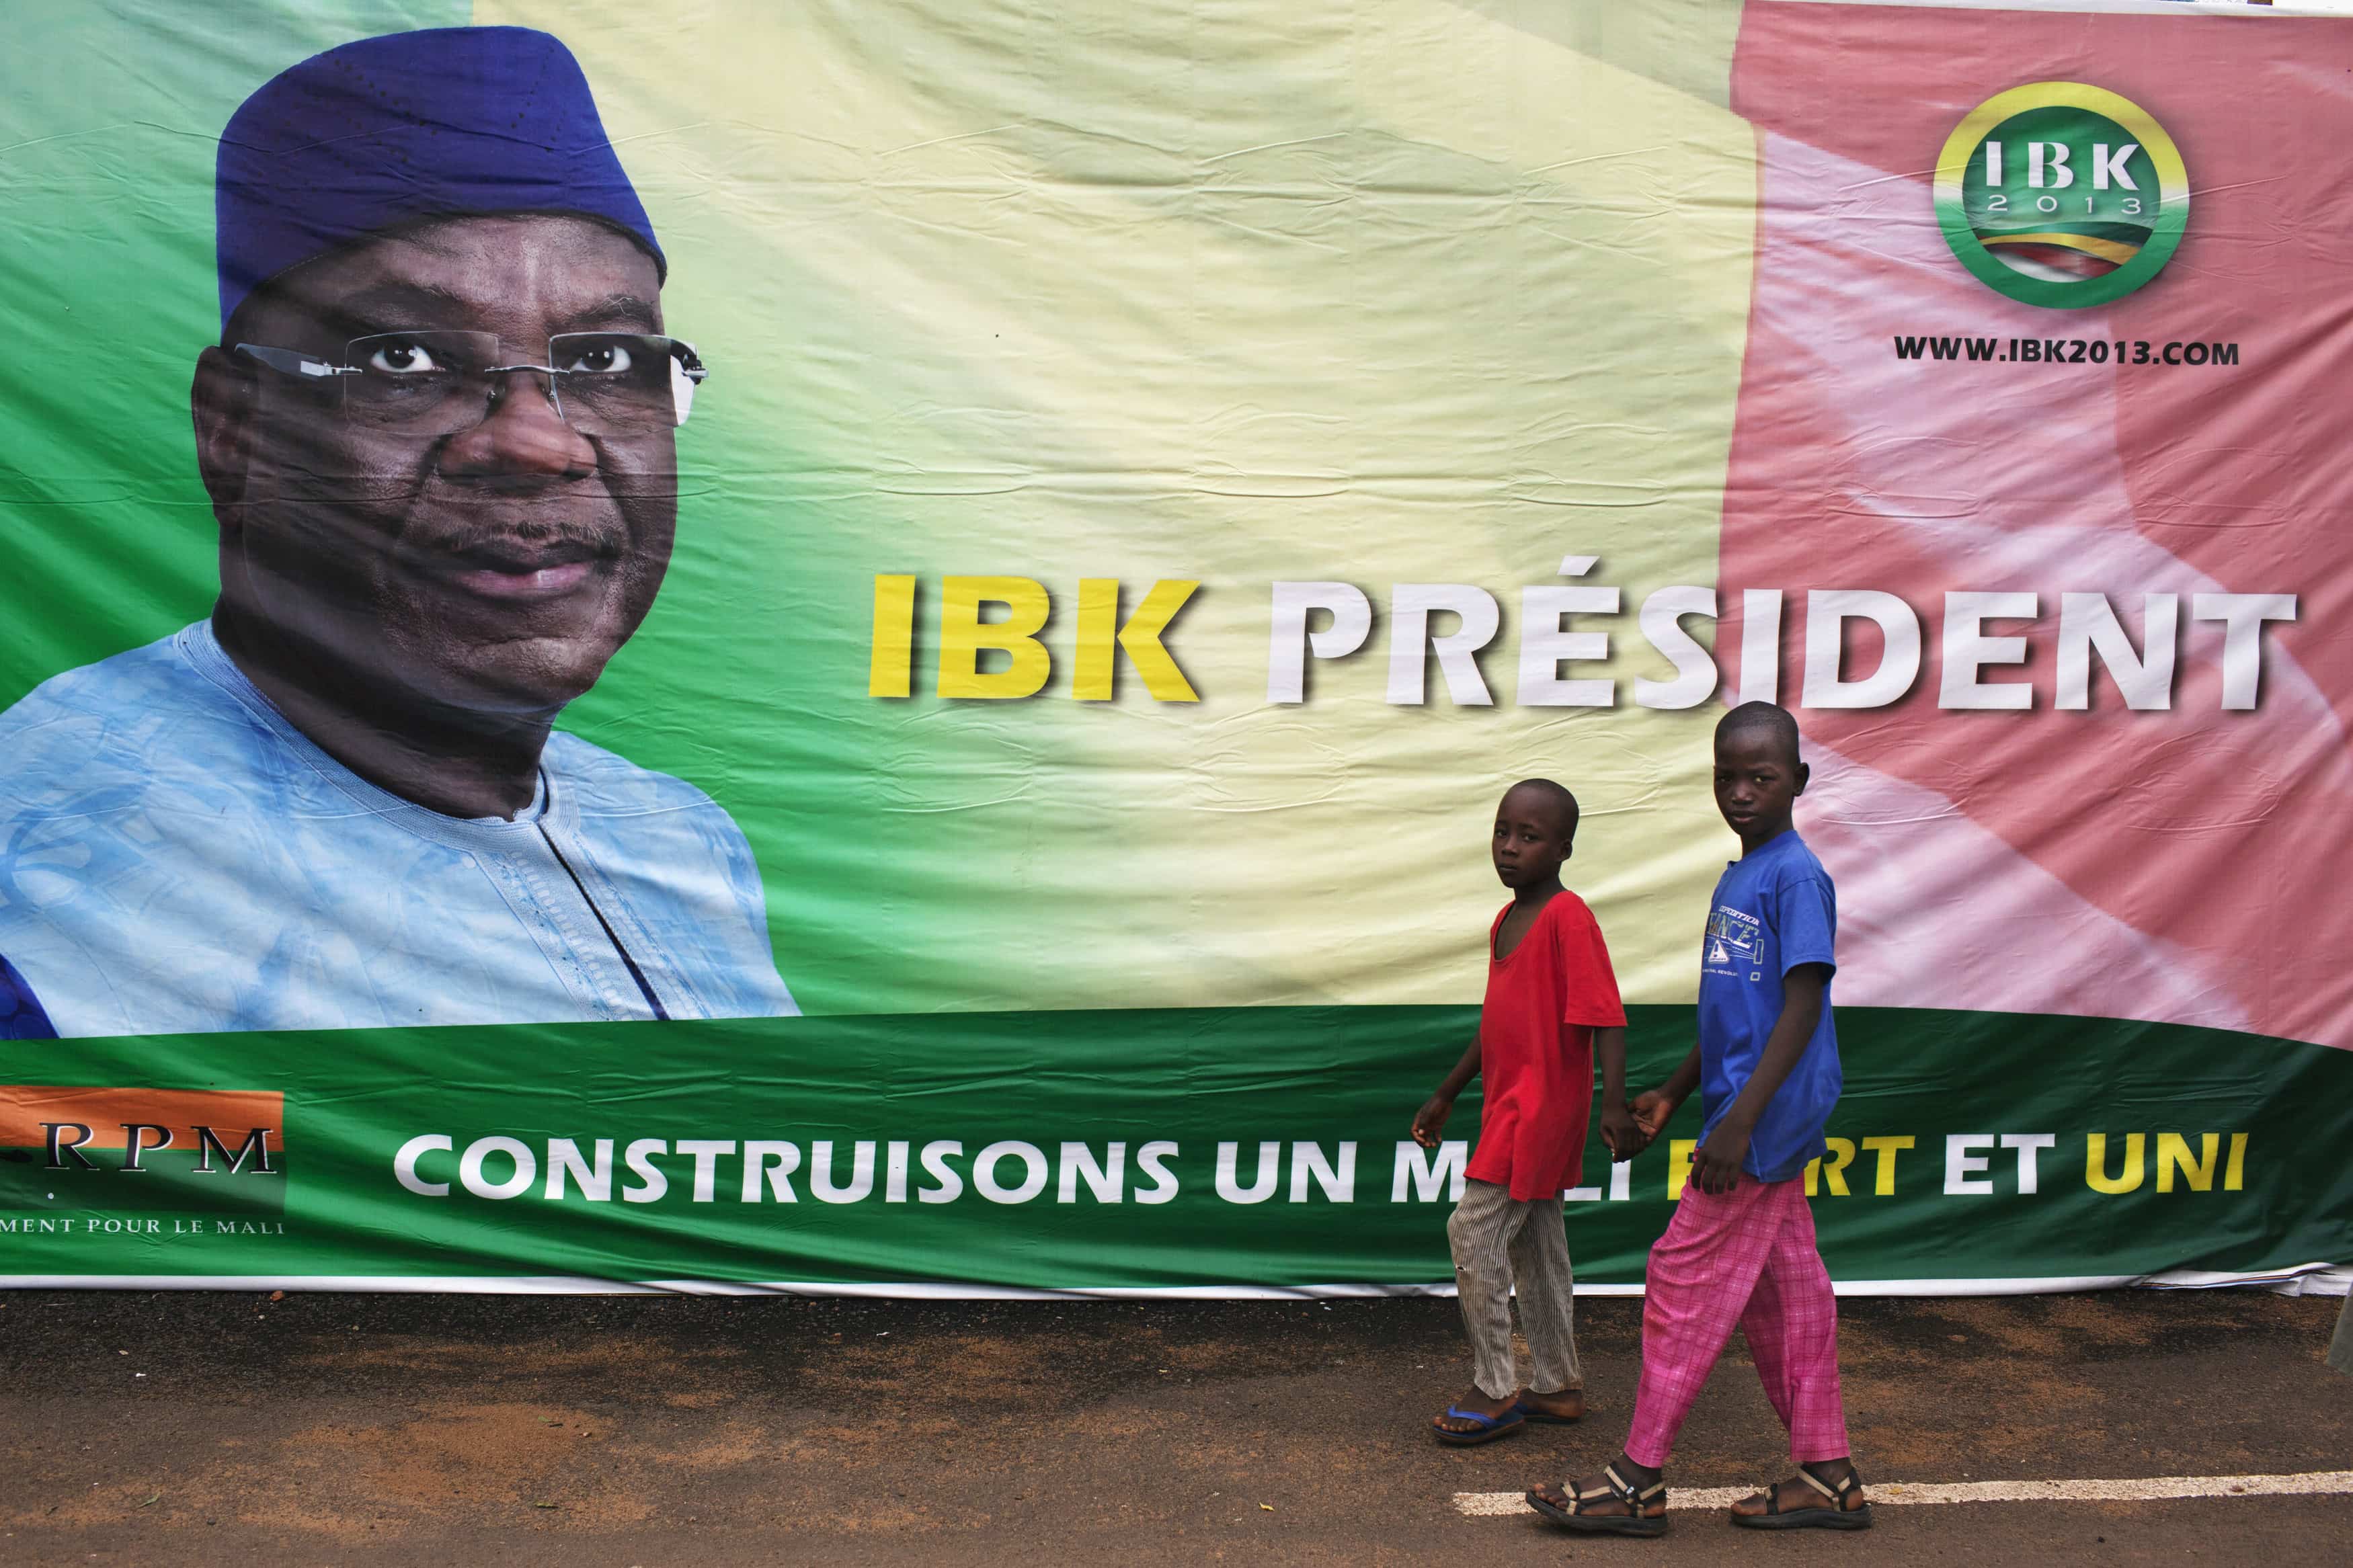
<box><xmin>1598</xmin><ymin>1099</ymin><xmax>1646</xmax><ymax>1162</ymax></box>
<box><xmin>1412</xmin><ymin>1027</ymin><xmax>1677</xmax><ymax>1169</ymax></box>
<box><xmin>1632</xmin><ymin>1087</ymin><xmax>1680</xmax><ymax>1144</ymax></box>
<box><xmin>1605</xmin><ymin>1085</ymin><xmax>1683</xmax><ymax>1165</ymax></box>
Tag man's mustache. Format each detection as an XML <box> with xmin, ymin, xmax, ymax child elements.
<box><xmin>251</xmin><ymin>504</ymin><xmax>634</xmax><ymax>565</ymax></box>
<box><xmin>265</xmin><ymin>465</ymin><xmax>682</xmax><ymax>501</ymax></box>
<box><xmin>396</xmin><ymin>518</ymin><xmax>630</xmax><ymax>565</ymax></box>
<box><xmin>407</xmin><ymin>525</ymin><xmax>625</xmax><ymax>571</ymax></box>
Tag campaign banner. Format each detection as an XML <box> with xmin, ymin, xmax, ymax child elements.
<box><xmin>1</xmin><ymin>0</ymin><xmax>2347</xmax><ymax>1294</ymax></box>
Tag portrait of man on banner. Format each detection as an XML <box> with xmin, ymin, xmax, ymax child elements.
<box><xmin>0</xmin><ymin>28</ymin><xmax>795</xmax><ymax>1038</ymax></box>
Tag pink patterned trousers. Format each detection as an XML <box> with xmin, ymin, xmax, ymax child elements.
<box><xmin>1623</xmin><ymin>1173</ymin><xmax>1850</xmax><ymax>1468</ymax></box>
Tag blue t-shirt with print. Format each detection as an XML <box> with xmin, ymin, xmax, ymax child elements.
<box><xmin>1696</xmin><ymin>828</ymin><xmax>1840</xmax><ymax>1184</ymax></box>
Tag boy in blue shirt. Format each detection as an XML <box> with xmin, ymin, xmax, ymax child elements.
<box><xmin>1530</xmin><ymin>702</ymin><xmax>1870</xmax><ymax>1535</ymax></box>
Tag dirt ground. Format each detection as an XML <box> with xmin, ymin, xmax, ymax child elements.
<box><xmin>0</xmin><ymin>1287</ymin><xmax>2348</xmax><ymax>1565</ymax></box>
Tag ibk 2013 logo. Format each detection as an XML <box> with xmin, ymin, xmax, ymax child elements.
<box><xmin>1934</xmin><ymin>82</ymin><xmax>2188</xmax><ymax>308</ymax></box>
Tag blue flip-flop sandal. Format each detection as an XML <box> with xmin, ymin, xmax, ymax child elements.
<box><xmin>1431</xmin><ymin>1403</ymin><xmax>1527</xmax><ymax>1446</ymax></box>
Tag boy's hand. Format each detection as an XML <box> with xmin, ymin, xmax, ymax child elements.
<box><xmin>1689</xmin><ymin>1123</ymin><xmax>1751</xmax><ymax>1195</ymax></box>
<box><xmin>1632</xmin><ymin>1089</ymin><xmax>1679</xmax><ymax>1141</ymax></box>
<box><xmin>1599</xmin><ymin>1102</ymin><xmax>1646</xmax><ymax>1162</ymax></box>
<box><xmin>1411</xmin><ymin>1095</ymin><xmax>1454</xmax><ymax>1149</ymax></box>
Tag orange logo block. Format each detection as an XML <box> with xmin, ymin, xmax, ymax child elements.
<box><xmin>0</xmin><ymin>1085</ymin><xmax>284</xmax><ymax>1173</ymax></box>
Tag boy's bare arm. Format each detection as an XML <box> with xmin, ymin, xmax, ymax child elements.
<box><xmin>1412</xmin><ymin>1038</ymin><xmax>1482</xmax><ymax>1148</ymax></box>
<box><xmin>1596</xmin><ymin>1025</ymin><xmax>1644</xmax><ymax>1160</ymax></box>
<box><xmin>1689</xmin><ymin>963</ymin><xmax>1829</xmax><ymax>1195</ymax></box>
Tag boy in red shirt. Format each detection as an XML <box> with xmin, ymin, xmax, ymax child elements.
<box><xmin>1414</xmin><ymin>778</ymin><xmax>1641</xmax><ymax>1444</ymax></box>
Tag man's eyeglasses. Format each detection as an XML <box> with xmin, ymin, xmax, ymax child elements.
<box><xmin>235</xmin><ymin>331</ymin><xmax>709</xmax><ymax>435</ymax></box>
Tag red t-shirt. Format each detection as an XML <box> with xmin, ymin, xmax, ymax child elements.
<box><xmin>1464</xmin><ymin>891</ymin><xmax>1628</xmax><ymax>1202</ymax></box>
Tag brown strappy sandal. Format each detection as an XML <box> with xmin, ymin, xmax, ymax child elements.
<box><xmin>1526</xmin><ymin>1462</ymin><xmax>1669</xmax><ymax>1536</ymax></box>
<box><xmin>1730</xmin><ymin>1462</ymin><xmax>1874</xmax><ymax>1530</ymax></box>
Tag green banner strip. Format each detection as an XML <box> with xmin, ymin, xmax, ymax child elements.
<box><xmin>3</xmin><ymin>1005</ymin><xmax>2346</xmax><ymax>1290</ymax></box>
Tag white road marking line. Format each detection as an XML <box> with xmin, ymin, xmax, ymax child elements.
<box><xmin>1455</xmin><ymin>1471</ymin><xmax>2353</xmax><ymax>1518</ymax></box>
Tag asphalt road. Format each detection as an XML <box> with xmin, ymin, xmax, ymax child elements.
<box><xmin>1</xmin><ymin>1287</ymin><xmax>2348</xmax><ymax>1565</ymax></box>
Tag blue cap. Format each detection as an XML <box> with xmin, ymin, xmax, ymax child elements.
<box><xmin>214</xmin><ymin>27</ymin><xmax>664</xmax><ymax>329</ymax></box>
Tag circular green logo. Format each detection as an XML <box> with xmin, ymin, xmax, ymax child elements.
<box><xmin>1933</xmin><ymin>83</ymin><xmax>2188</xmax><ymax>309</ymax></box>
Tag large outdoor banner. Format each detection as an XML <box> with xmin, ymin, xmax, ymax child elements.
<box><xmin>2</xmin><ymin>0</ymin><xmax>2348</xmax><ymax>1295</ymax></box>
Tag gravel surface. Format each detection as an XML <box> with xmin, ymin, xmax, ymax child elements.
<box><xmin>1</xmin><ymin>1286</ymin><xmax>2348</xmax><ymax>1564</ymax></box>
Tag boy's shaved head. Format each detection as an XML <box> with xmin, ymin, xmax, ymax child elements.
<box><xmin>1503</xmin><ymin>778</ymin><xmax>1580</xmax><ymax>841</ymax></box>
<box><xmin>1716</xmin><ymin>701</ymin><xmax>1802</xmax><ymax>768</ymax></box>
